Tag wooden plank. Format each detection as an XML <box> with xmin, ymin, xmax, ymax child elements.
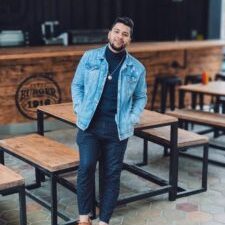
<box><xmin>140</xmin><ymin>126</ymin><xmax>208</xmax><ymax>148</ymax></box>
<box><xmin>179</xmin><ymin>81</ymin><xmax>225</xmax><ymax>96</ymax></box>
<box><xmin>137</xmin><ymin>110</ymin><xmax>177</xmax><ymax>128</ymax></box>
<box><xmin>0</xmin><ymin>40</ymin><xmax>225</xmax><ymax>61</ymax></box>
<box><xmin>0</xmin><ymin>164</ymin><xmax>24</xmax><ymax>191</ymax></box>
<box><xmin>38</xmin><ymin>103</ymin><xmax>76</xmax><ymax>124</ymax></box>
<box><xmin>38</xmin><ymin>103</ymin><xmax>177</xmax><ymax>128</ymax></box>
<box><xmin>0</xmin><ymin>41</ymin><xmax>224</xmax><ymax>124</ymax></box>
<box><xmin>166</xmin><ymin>109</ymin><xmax>225</xmax><ymax>128</ymax></box>
<box><xmin>0</xmin><ymin>134</ymin><xmax>79</xmax><ymax>172</ymax></box>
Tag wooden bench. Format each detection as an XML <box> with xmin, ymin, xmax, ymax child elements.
<box><xmin>0</xmin><ymin>134</ymin><xmax>80</xmax><ymax>225</ymax></box>
<box><xmin>135</xmin><ymin>126</ymin><xmax>209</xmax><ymax>198</ymax></box>
<box><xmin>166</xmin><ymin>109</ymin><xmax>225</xmax><ymax>129</ymax></box>
<box><xmin>165</xmin><ymin>109</ymin><xmax>225</xmax><ymax>167</ymax></box>
<box><xmin>0</xmin><ymin>164</ymin><xmax>27</xmax><ymax>225</ymax></box>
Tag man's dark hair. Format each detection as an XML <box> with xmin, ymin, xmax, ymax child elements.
<box><xmin>111</xmin><ymin>17</ymin><xmax>134</xmax><ymax>37</ymax></box>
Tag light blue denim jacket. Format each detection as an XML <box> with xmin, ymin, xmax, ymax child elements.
<box><xmin>71</xmin><ymin>45</ymin><xmax>147</xmax><ymax>140</ymax></box>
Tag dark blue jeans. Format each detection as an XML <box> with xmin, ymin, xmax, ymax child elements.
<box><xmin>76</xmin><ymin>119</ymin><xmax>128</xmax><ymax>223</ymax></box>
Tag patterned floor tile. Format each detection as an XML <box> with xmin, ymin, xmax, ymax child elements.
<box><xmin>1</xmin><ymin>127</ymin><xmax>225</xmax><ymax>225</ymax></box>
<box><xmin>176</xmin><ymin>202</ymin><xmax>198</xmax><ymax>212</ymax></box>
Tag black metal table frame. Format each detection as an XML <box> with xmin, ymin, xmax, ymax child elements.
<box><xmin>178</xmin><ymin>89</ymin><xmax>225</xmax><ymax>167</ymax></box>
<box><xmin>0</xmin><ymin>148</ymin><xmax>78</xmax><ymax>225</ymax></box>
<box><xmin>0</xmin><ymin>179</ymin><xmax>27</xmax><ymax>225</ymax></box>
<box><xmin>134</xmin><ymin>129</ymin><xmax>209</xmax><ymax>198</ymax></box>
<box><xmin>36</xmin><ymin>108</ymin><xmax>179</xmax><ymax>204</ymax></box>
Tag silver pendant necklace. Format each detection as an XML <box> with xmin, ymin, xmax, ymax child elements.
<box><xmin>107</xmin><ymin>55</ymin><xmax>125</xmax><ymax>80</ymax></box>
<box><xmin>108</xmin><ymin>74</ymin><xmax>113</xmax><ymax>80</ymax></box>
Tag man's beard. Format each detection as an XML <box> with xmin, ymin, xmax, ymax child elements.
<box><xmin>109</xmin><ymin>41</ymin><xmax>126</xmax><ymax>52</ymax></box>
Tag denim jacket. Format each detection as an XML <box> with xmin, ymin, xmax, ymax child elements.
<box><xmin>71</xmin><ymin>45</ymin><xmax>147</xmax><ymax>140</ymax></box>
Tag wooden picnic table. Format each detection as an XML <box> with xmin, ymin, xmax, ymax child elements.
<box><xmin>37</xmin><ymin>102</ymin><xmax>179</xmax><ymax>202</ymax></box>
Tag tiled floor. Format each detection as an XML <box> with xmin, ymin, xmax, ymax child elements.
<box><xmin>1</xmin><ymin>126</ymin><xmax>225</xmax><ymax>225</ymax></box>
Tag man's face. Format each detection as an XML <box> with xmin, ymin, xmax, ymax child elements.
<box><xmin>108</xmin><ymin>22</ymin><xmax>131</xmax><ymax>52</ymax></box>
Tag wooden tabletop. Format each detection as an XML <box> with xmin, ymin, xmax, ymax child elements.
<box><xmin>1</xmin><ymin>40</ymin><xmax>225</xmax><ymax>61</ymax></box>
<box><xmin>137</xmin><ymin>109</ymin><xmax>177</xmax><ymax>129</ymax></box>
<box><xmin>0</xmin><ymin>134</ymin><xmax>80</xmax><ymax>172</ymax></box>
<box><xmin>179</xmin><ymin>81</ymin><xmax>225</xmax><ymax>96</ymax></box>
<box><xmin>38</xmin><ymin>102</ymin><xmax>76</xmax><ymax>125</ymax></box>
<box><xmin>0</xmin><ymin>164</ymin><xmax>24</xmax><ymax>191</ymax></box>
<box><xmin>38</xmin><ymin>102</ymin><xmax>177</xmax><ymax>129</ymax></box>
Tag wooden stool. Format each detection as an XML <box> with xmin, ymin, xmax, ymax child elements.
<box><xmin>214</xmin><ymin>72</ymin><xmax>225</xmax><ymax>114</ymax></box>
<box><xmin>185</xmin><ymin>74</ymin><xmax>204</xmax><ymax>110</ymax></box>
<box><xmin>135</xmin><ymin>126</ymin><xmax>208</xmax><ymax>198</ymax></box>
<box><xmin>0</xmin><ymin>164</ymin><xmax>27</xmax><ymax>225</ymax></box>
<box><xmin>151</xmin><ymin>75</ymin><xmax>182</xmax><ymax>113</ymax></box>
<box><xmin>0</xmin><ymin>134</ymin><xmax>80</xmax><ymax>225</ymax></box>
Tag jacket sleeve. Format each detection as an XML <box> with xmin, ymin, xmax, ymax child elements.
<box><xmin>130</xmin><ymin>69</ymin><xmax>147</xmax><ymax>124</ymax></box>
<box><xmin>71</xmin><ymin>52</ymin><xmax>88</xmax><ymax>114</ymax></box>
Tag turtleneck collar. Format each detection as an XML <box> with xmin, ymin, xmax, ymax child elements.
<box><xmin>105</xmin><ymin>45</ymin><xmax>126</xmax><ymax>61</ymax></box>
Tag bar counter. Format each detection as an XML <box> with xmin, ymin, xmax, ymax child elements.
<box><xmin>1</xmin><ymin>40</ymin><xmax>225</xmax><ymax>60</ymax></box>
<box><xmin>0</xmin><ymin>40</ymin><xmax>225</xmax><ymax>124</ymax></box>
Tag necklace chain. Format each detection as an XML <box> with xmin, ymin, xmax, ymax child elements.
<box><xmin>107</xmin><ymin>55</ymin><xmax>125</xmax><ymax>80</ymax></box>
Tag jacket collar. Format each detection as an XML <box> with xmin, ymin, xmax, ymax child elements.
<box><xmin>96</xmin><ymin>44</ymin><xmax>134</xmax><ymax>67</ymax></box>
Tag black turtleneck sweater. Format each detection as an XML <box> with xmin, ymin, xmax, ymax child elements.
<box><xmin>92</xmin><ymin>46</ymin><xmax>126</xmax><ymax>123</ymax></box>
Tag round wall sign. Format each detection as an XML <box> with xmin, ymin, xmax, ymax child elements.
<box><xmin>15</xmin><ymin>74</ymin><xmax>61</xmax><ymax>120</ymax></box>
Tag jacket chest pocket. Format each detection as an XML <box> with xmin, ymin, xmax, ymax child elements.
<box><xmin>84</xmin><ymin>65</ymin><xmax>100</xmax><ymax>90</ymax></box>
<box><xmin>85</xmin><ymin>65</ymin><xmax>100</xmax><ymax>79</ymax></box>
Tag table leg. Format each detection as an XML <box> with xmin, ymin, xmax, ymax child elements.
<box><xmin>37</xmin><ymin>110</ymin><xmax>44</xmax><ymax>136</ymax></box>
<box><xmin>179</xmin><ymin>89</ymin><xmax>185</xmax><ymax>109</ymax></box>
<box><xmin>0</xmin><ymin>149</ymin><xmax>4</xmax><ymax>164</ymax></box>
<box><xmin>36</xmin><ymin>110</ymin><xmax>45</xmax><ymax>182</ymax></box>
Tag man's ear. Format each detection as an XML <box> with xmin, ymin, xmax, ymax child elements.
<box><xmin>108</xmin><ymin>31</ymin><xmax>111</xmax><ymax>40</ymax></box>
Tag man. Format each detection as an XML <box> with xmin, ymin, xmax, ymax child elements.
<box><xmin>71</xmin><ymin>17</ymin><xmax>147</xmax><ymax>225</ymax></box>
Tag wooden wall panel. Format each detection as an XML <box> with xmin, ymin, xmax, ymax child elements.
<box><xmin>136</xmin><ymin>47</ymin><xmax>223</xmax><ymax>109</ymax></box>
<box><xmin>0</xmin><ymin>43</ymin><xmax>223</xmax><ymax>124</ymax></box>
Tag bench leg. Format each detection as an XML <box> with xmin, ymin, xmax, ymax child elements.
<box><xmin>135</xmin><ymin>139</ymin><xmax>148</xmax><ymax>166</ymax></box>
<box><xmin>35</xmin><ymin>168</ymin><xmax>42</xmax><ymax>187</ymax></box>
<box><xmin>19</xmin><ymin>185</ymin><xmax>27</xmax><ymax>225</ymax></box>
<box><xmin>169</xmin><ymin>122</ymin><xmax>178</xmax><ymax>201</ymax></box>
<box><xmin>214</xmin><ymin>97</ymin><xmax>220</xmax><ymax>138</ymax></box>
<box><xmin>27</xmin><ymin>168</ymin><xmax>44</xmax><ymax>190</ymax></box>
<box><xmin>202</xmin><ymin>144</ymin><xmax>208</xmax><ymax>190</ymax></box>
<box><xmin>163</xmin><ymin>147</ymin><xmax>169</xmax><ymax>156</ymax></box>
<box><xmin>176</xmin><ymin>143</ymin><xmax>209</xmax><ymax>198</ymax></box>
<box><xmin>50</xmin><ymin>174</ymin><xmax>58</xmax><ymax>225</ymax></box>
<box><xmin>35</xmin><ymin>168</ymin><xmax>46</xmax><ymax>185</ymax></box>
<box><xmin>0</xmin><ymin>149</ymin><xmax>4</xmax><ymax>164</ymax></box>
<box><xmin>143</xmin><ymin>140</ymin><xmax>148</xmax><ymax>165</ymax></box>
